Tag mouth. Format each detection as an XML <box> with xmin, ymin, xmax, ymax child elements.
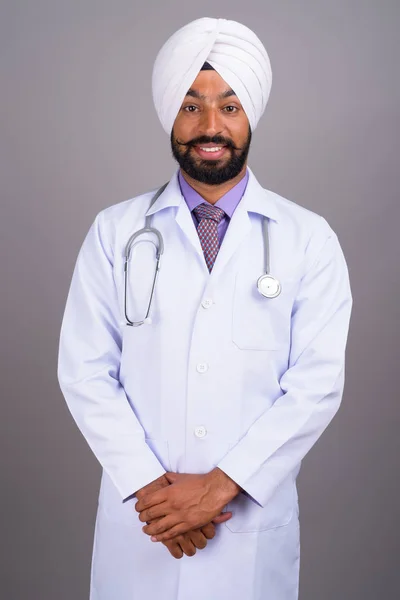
<box><xmin>193</xmin><ymin>144</ymin><xmax>229</xmax><ymax>160</ymax></box>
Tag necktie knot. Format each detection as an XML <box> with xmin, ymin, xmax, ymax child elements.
<box><xmin>193</xmin><ymin>203</ymin><xmax>225</xmax><ymax>224</ymax></box>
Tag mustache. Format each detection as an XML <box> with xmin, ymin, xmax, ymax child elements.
<box><xmin>176</xmin><ymin>135</ymin><xmax>239</xmax><ymax>151</ymax></box>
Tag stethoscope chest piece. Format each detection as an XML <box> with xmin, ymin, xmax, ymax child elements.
<box><xmin>257</xmin><ymin>274</ymin><xmax>281</xmax><ymax>298</ymax></box>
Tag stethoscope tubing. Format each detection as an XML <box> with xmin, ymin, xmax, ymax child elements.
<box><xmin>123</xmin><ymin>182</ymin><xmax>281</xmax><ymax>326</ymax></box>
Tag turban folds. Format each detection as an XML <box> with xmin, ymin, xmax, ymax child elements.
<box><xmin>152</xmin><ymin>17</ymin><xmax>272</xmax><ymax>134</ymax></box>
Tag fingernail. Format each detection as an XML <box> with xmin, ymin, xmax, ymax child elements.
<box><xmin>151</xmin><ymin>536</ymin><xmax>158</xmax><ymax>542</ymax></box>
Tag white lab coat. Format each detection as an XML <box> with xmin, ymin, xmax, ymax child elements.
<box><xmin>57</xmin><ymin>166</ymin><xmax>352</xmax><ymax>600</ymax></box>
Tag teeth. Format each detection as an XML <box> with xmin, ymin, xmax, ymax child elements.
<box><xmin>199</xmin><ymin>146</ymin><xmax>223</xmax><ymax>152</ymax></box>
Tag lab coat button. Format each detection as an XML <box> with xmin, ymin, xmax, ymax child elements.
<box><xmin>201</xmin><ymin>298</ymin><xmax>213</xmax><ymax>309</ymax></box>
<box><xmin>194</xmin><ymin>426</ymin><xmax>207</xmax><ymax>438</ymax></box>
<box><xmin>196</xmin><ymin>362</ymin><xmax>208</xmax><ymax>373</ymax></box>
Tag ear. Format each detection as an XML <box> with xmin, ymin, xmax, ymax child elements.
<box><xmin>165</xmin><ymin>472</ymin><xmax>178</xmax><ymax>484</ymax></box>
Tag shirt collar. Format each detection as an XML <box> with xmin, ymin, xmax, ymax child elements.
<box><xmin>178</xmin><ymin>169</ymin><xmax>249</xmax><ymax>219</ymax></box>
<box><xmin>145</xmin><ymin>166</ymin><xmax>281</xmax><ymax>223</ymax></box>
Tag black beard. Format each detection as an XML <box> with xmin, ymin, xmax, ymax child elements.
<box><xmin>170</xmin><ymin>126</ymin><xmax>252</xmax><ymax>185</ymax></box>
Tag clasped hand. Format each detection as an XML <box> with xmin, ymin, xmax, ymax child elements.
<box><xmin>135</xmin><ymin>468</ymin><xmax>240</xmax><ymax>544</ymax></box>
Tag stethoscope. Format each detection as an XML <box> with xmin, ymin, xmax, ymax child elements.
<box><xmin>124</xmin><ymin>182</ymin><xmax>281</xmax><ymax>327</ymax></box>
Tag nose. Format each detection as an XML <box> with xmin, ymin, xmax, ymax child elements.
<box><xmin>199</xmin><ymin>107</ymin><xmax>223</xmax><ymax>137</ymax></box>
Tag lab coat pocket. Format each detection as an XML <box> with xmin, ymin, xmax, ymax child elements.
<box><xmin>231</xmin><ymin>270</ymin><xmax>289</xmax><ymax>351</ymax></box>
<box><xmin>99</xmin><ymin>438</ymin><xmax>171</xmax><ymax>525</ymax></box>
<box><xmin>225</xmin><ymin>476</ymin><xmax>295</xmax><ymax>533</ymax></box>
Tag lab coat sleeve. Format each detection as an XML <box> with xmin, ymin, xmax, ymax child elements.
<box><xmin>57</xmin><ymin>210</ymin><xmax>167</xmax><ymax>501</ymax></box>
<box><xmin>217</xmin><ymin>221</ymin><xmax>353</xmax><ymax>508</ymax></box>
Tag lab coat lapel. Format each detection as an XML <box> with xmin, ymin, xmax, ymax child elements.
<box><xmin>208</xmin><ymin>197</ymin><xmax>251</xmax><ymax>280</ymax></box>
<box><xmin>209</xmin><ymin>167</ymin><xmax>279</xmax><ymax>280</ymax></box>
<box><xmin>174</xmin><ymin>201</ymin><xmax>207</xmax><ymax>270</ymax></box>
<box><xmin>145</xmin><ymin>167</ymin><xmax>280</xmax><ymax>278</ymax></box>
<box><xmin>145</xmin><ymin>169</ymin><xmax>207</xmax><ymax>270</ymax></box>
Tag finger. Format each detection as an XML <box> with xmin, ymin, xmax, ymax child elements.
<box><xmin>138</xmin><ymin>502</ymin><xmax>169</xmax><ymax>523</ymax></box>
<box><xmin>200</xmin><ymin>523</ymin><xmax>216</xmax><ymax>539</ymax></box>
<box><xmin>177</xmin><ymin>535</ymin><xmax>197</xmax><ymax>557</ymax></box>
<box><xmin>187</xmin><ymin>529</ymin><xmax>207</xmax><ymax>550</ymax></box>
<box><xmin>212</xmin><ymin>511</ymin><xmax>233</xmax><ymax>524</ymax></box>
<box><xmin>142</xmin><ymin>515</ymin><xmax>180</xmax><ymax>537</ymax></box>
<box><xmin>135</xmin><ymin>489</ymin><xmax>168</xmax><ymax>513</ymax></box>
<box><xmin>151</xmin><ymin>522</ymin><xmax>191</xmax><ymax>543</ymax></box>
<box><xmin>163</xmin><ymin>539</ymin><xmax>183</xmax><ymax>560</ymax></box>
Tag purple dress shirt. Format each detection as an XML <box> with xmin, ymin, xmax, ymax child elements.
<box><xmin>178</xmin><ymin>169</ymin><xmax>249</xmax><ymax>247</ymax></box>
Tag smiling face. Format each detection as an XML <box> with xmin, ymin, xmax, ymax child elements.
<box><xmin>171</xmin><ymin>69</ymin><xmax>251</xmax><ymax>185</ymax></box>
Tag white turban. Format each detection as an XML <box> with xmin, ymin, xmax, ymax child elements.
<box><xmin>152</xmin><ymin>17</ymin><xmax>272</xmax><ymax>134</ymax></box>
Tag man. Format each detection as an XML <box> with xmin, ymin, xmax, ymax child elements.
<box><xmin>58</xmin><ymin>17</ymin><xmax>352</xmax><ymax>600</ymax></box>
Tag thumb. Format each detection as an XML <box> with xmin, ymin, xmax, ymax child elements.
<box><xmin>212</xmin><ymin>511</ymin><xmax>233</xmax><ymax>524</ymax></box>
<box><xmin>164</xmin><ymin>472</ymin><xmax>179</xmax><ymax>484</ymax></box>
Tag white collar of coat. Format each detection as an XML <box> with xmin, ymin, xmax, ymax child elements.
<box><xmin>145</xmin><ymin>166</ymin><xmax>281</xmax><ymax>222</ymax></box>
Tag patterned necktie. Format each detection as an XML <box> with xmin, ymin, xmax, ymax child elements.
<box><xmin>193</xmin><ymin>203</ymin><xmax>226</xmax><ymax>272</ymax></box>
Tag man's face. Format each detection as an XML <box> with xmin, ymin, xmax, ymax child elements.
<box><xmin>171</xmin><ymin>70</ymin><xmax>251</xmax><ymax>185</ymax></box>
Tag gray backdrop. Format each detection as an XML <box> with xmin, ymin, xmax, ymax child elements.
<box><xmin>1</xmin><ymin>1</ymin><xmax>399</xmax><ymax>599</ymax></box>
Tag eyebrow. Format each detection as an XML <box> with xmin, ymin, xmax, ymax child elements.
<box><xmin>185</xmin><ymin>88</ymin><xmax>237</xmax><ymax>101</ymax></box>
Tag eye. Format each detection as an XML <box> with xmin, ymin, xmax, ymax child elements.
<box><xmin>183</xmin><ymin>105</ymin><xmax>199</xmax><ymax>112</ymax></box>
<box><xmin>223</xmin><ymin>106</ymin><xmax>238</xmax><ymax>113</ymax></box>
